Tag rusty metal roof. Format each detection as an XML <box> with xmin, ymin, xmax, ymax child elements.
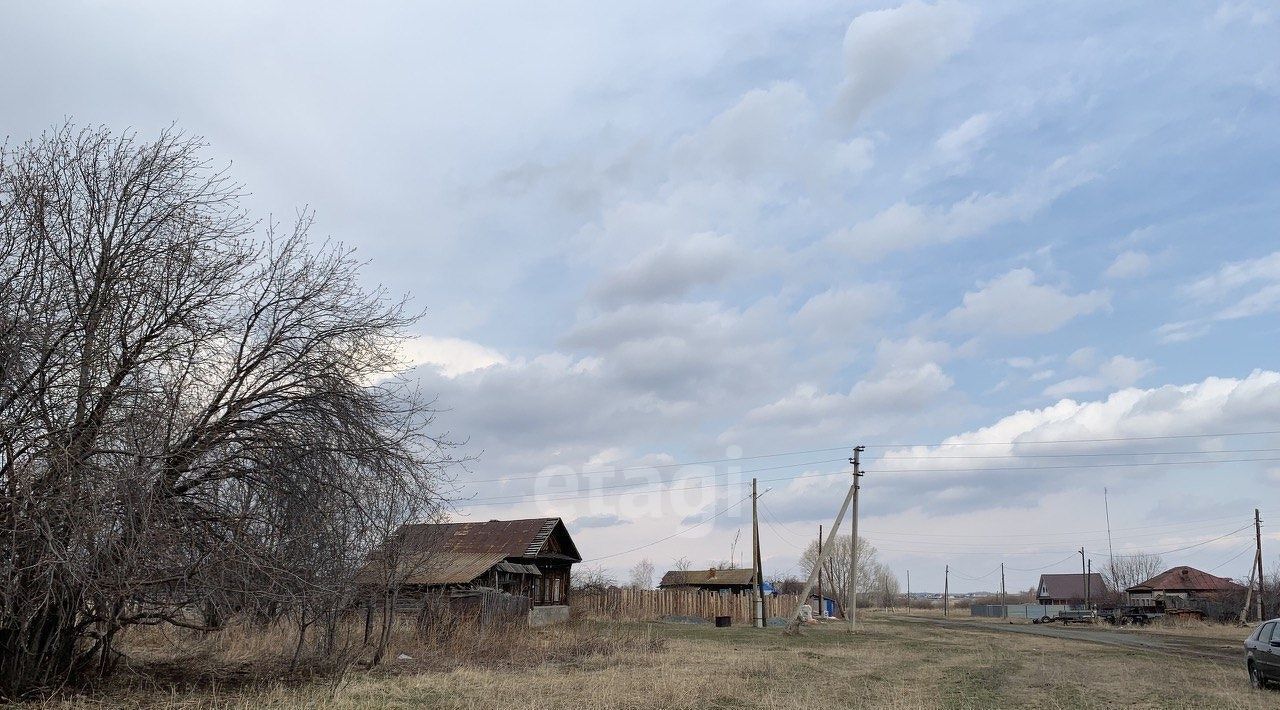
<box><xmin>396</xmin><ymin>517</ymin><xmax>582</xmax><ymax>562</ymax></box>
<box><xmin>355</xmin><ymin>551</ymin><xmax>507</xmax><ymax>585</ymax></box>
<box><xmin>659</xmin><ymin>568</ymin><xmax>756</xmax><ymax>587</ymax></box>
<box><xmin>1126</xmin><ymin>566</ymin><xmax>1245</xmax><ymax>593</ymax></box>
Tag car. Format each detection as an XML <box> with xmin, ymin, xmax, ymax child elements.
<box><xmin>1245</xmin><ymin>618</ymin><xmax>1280</xmax><ymax>689</ymax></box>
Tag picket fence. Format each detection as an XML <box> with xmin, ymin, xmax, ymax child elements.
<box><xmin>573</xmin><ymin>588</ymin><xmax>805</xmax><ymax>623</ymax></box>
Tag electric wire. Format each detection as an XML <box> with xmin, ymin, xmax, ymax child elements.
<box><xmin>583</xmin><ymin>491</ymin><xmax>757</xmax><ymax>562</ymax></box>
<box><xmin>459</xmin><ymin>429</ymin><xmax>1280</xmax><ymax>484</ymax></box>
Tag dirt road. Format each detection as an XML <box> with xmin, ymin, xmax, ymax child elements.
<box><xmin>891</xmin><ymin>614</ymin><xmax>1244</xmax><ymax>665</ymax></box>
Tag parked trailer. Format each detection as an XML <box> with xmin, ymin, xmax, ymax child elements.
<box><xmin>1033</xmin><ymin>609</ymin><xmax>1100</xmax><ymax>624</ymax></box>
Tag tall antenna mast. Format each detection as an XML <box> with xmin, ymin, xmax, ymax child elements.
<box><xmin>1104</xmin><ymin>488</ymin><xmax>1116</xmax><ymax>585</ymax></box>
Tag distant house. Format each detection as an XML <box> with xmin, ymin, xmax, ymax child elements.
<box><xmin>1125</xmin><ymin>566</ymin><xmax>1244</xmax><ymax>610</ymax></box>
<box><xmin>358</xmin><ymin>517</ymin><xmax>581</xmax><ymax>609</ymax></box>
<box><xmin>659</xmin><ymin>568</ymin><xmax>759</xmax><ymax>595</ymax></box>
<box><xmin>1035</xmin><ymin>573</ymin><xmax>1108</xmax><ymax>606</ymax></box>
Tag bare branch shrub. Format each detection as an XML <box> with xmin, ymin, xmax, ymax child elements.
<box><xmin>0</xmin><ymin>124</ymin><xmax>457</xmax><ymax>697</ymax></box>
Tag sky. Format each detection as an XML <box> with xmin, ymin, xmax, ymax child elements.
<box><xmin>4</xmin><ymin>0</ymin><xmax>1279</xmax><ymax>593</ymax></box>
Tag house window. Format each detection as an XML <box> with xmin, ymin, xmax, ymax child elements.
<box><xmin>551</xmin><ymin>576</ymin><xmax>561</xmax><ymax>603</ymax></box>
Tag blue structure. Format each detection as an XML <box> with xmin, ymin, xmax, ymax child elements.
<box><xmin>810</xmin><ymin>594</ymin><xmax>838</xmax><ymax>618</ymax></box>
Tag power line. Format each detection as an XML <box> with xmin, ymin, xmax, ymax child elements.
<box><xmin>877</xmin><ymin>447</ymin><xmax>1280</xmax><ymax>460</ymax></box>
<box><xmin>463</xmin><ymin>457</ymin><xmax>846</xmax><ymax>494</ymax></box>
<box><xmin>863</xmin><ymin>514</ymin><xmax>1244</xmax><ymax>539</ymax></box>
<box><xmin>458</xmin><ymin>430</ymin><xmax>1280</xmax><ymax>484</ymax></box>
<box><xmin>1088</xmin><ymin>525</ymin><xmax>1253</xmax><ymax>558</ymax></box>
<box><xmin>459</xmin><ymin>454</ymin><xmax>1278</xmax><ymax>507</ymax></box>
<box><xmin>583</xmin><ymin>492</ymin><xmax>757</xmax><ymax>562</ymax></box>
<box><xmin>867</xmin><ymin>455</ymin><xmax>1280</xmax><ymax>474</ymax></box>
<box><xmin>1209</xmin><ymin>545</ymin><xmax>1257</xmax><ymax>572</ymax></box>
<box><xmin>864</xmin><ymin>429</ymin><xmax>1280</xmax><ymax>449</ymax></box>
<box><xmin>1006</xmin><ymin>552</ymin><xmax>1082</xmax><ymax>572</ymax></box>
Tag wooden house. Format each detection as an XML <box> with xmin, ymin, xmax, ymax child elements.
<box><xmin>358</xmin><ymin>517</ymin><xmax>581</xmax><ymax>613</ymax></box>
<box><xmin>658</xmin><ymin>568</ymin><xmax>757</xmax><ymax>595</ymax></box>
<box><xmin>1124</xmin><ymin>566</ymin><xmax>1244</xmax><ymax>611</ymax></box>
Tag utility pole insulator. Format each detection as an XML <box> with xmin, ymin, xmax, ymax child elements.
<box><xmin>847</xmin><ymin>445</ymin><xmax>864</xmax><ymax>634</ymax></box>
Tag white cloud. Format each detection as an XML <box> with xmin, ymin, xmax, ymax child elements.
<box><xmin>830</xmin><ymin>155</ymin><xmax>1095</xmax><ymax>258</ymax></box>
<box><xmin>1043</xmin><ymin>354</ymin><xmax>1155</xmax><ymax>397</ymax></box>
<box><xmin>1066</xmin><ymin>347</ymin><xmax>1097</xmax><ymax>369</ymax></box>
<box><xmin>1104</xmin><ymin>250</ymin><xmax>1151</xmax><ymax>279</ymax></box>
<box><xmin>590</xmin><ymin>232</ymin><xmax>742</xmax><ymax>306</ymax></box>
<box><xmin>935</xmin><ymin>112</ymin><xmax>995</xmax><ymax>166</ymax></box>
<box><xmin>1155</xmin><ymin>320</ymin><xmax>1211</xmax><ymax>344</ymax></box>
<box><xmin>791</xmin><ymin>285</ymin><xmax>896</xmax><ymax>340</ymax></box>
<box><xmin>1186</xmin><ymin>251</ymin><xmax>1280</xmax><ymax>302</ymax></box>
<box><xmin>397</xmin><ymin>336</ymin><xmax>508</xmax><ymax>377</ymax></box>
<box><xmin>721</xmin><ymin>336</ymin><xmax>958</xmax><ymax>444</ymax></box>
<box><xmin>1213</xmin><ymin>1</ymin><xmax>1276</xmax><ymax>27</ymax></box>
<box><xmin>837</xmin><ymin>1</ymin><xmax>977</xmax><ymax>124</ymax></box>
<box><xmin>871</xmin><ymin>369</ymin><xmax>1280</xmax><ymax>513</ymax></box>
<box><xmin>945</xmin><ymin>268</ymin><xmax>1111</xmax><ymax>336</ymax></box>
<box><xmin>1160</xmin><ymin>251</ymin><xmax>1280</xmax><ymax>340</ymax></box>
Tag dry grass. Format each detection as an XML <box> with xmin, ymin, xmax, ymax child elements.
<box><xmin>26</xmin><ymin>612</ymin><xmax>1269</xmax><ymax>709</ymax></box>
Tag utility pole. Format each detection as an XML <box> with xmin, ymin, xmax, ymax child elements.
<box><xmin>848</xmin><ymin>445</ymin><xmax>864</xmax><ymax>633</ymax></box>
<box><xmin>944</xmin><ymin>565</ymin><xmax>949</xmax><ymax>618</ymax></box>
<box><xmin>786</xmin><ymin>478</ymin><xmax>858</xmax><ymax>634</ymax></box>
<box><xmin>816</xmin><ymin>525</ymin><xmax>823</xmax><ymax>618</ymax></box>
<box><xmin>1087</xmin><ymin>559</ymin><xmax>1092</xmax><ymax>610</ymax></box>
<box><xmin>1080</xmin><ymin>548</ymin><xmax>1087</xmax><ymax>610</ymax></box>
<box><xmin>751</xmin><ymin>478</ymin><xmax>764</xmax><ymax>629</ymax></box>
<box><xmin>1104</xmin><ymin>488</ymin><xmax>1116</xmax><ymax>590</ymax></box>
<box><xmin>1256</xmin><ymin>509</ymin><xmax>1265</xmax><ymax>621</ymax></box>
<box><xmin>1000</xmin><ymin>563</ymin><xmax>1007</xmax><ymax>619</ymax></box>
<box><xmin>906</xmin><ymin>570</ymin><xmax>911</xmax><ymax>612</ymax></box>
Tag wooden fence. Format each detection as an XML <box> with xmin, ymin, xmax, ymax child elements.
<box><xmin>572</xmin><ymin>589</ymin><xmax>805</xmax><ymax>624</ymax></box>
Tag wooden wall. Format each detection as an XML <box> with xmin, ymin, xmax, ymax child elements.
<box><xmin>572</xmin><ymin>588</ymin><xmax>804</xmax><ymax>624</ymax></box>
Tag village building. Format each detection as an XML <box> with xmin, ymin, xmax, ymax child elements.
<box><xmin>1035</xmin><ymin>572</ymin><xmax>1108</xmax><ymax>606</ymax></box>
<box><xmin>358</xmin><ymin>517</ymin><xmax>581</xmax><ymax>624</ymax></box>
<box><xmin>658</xmin><ymin>568</ymin><xmax>766</xmax><ymax>595</ymax></box>
<box><xmin>1124</xmin><ymin>565</ymin><xmax>1244</xmax><ymax>611</ymax></box>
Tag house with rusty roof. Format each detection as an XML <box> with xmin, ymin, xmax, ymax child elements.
<box><xmin>1035</xmin><ymin>572</ymin><xmax>1108</xmax><ymax>606</ymax></box>
<box><xmin>658</xmin><ymin>567</ymin><xmax>757</xmax><ymax>594</ymax></box>
<box><xmin>1124</xmin><ymin>566</ymin><xmax>1244</xmax><ymax>611</ymax></box>
<box><xmin>358</xmin><ymin>518</ymin><xmax>581</xmax><ymax>614</ymax></box>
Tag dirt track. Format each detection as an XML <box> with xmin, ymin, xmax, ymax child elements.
<box><xmin>891</xmin><ymin>614</ymin><xmax>1245</xmax><ymax>665</ymax></box>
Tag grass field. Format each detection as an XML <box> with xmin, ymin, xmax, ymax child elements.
<box><xmin>34</xmin><ymin>612</ymin><xmax>1267</xmax><ymax>710</ymax></box>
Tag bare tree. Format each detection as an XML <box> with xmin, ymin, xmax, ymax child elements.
<box><xmin>1101</xmin><ymin>553</ymin><xmax>1165</xmax><ymax>594</ymax></box>
<box><xmin>571</xmin><ymin>565</ymin><xmax>617</xmax><ymax>594</ymax></box>
<box><xmin>628</xmin><ymin>559</ymin><xmax>655</xmax><ymax>590</ymax></box>
<box><xmin>671</xmin><ymin>556</ymin><xmax>693</xmax><ymax>572</ymax></box>
<box><xmin>798</xmin><ymin>535</ymin><xmax>882</xmax><ymax>614</ymax></box>
<box><xmin>0</xmin><ymin>124</ymin><xmax>458</xmax><ymax>696</ymax></box>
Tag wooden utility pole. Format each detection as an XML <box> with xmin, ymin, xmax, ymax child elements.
<box><xmin>751</xmin><ymin>478</ymin><xmax>764</xmax><ymax>628</ymax></box>
<box><xmin>1086</xmin><ymin>559</ymin><xmax>1092</xmax><ymax>609</ymax></box>
<box><xmin>848</xmin><ymin>445</ymin><xmax>864</xmax><ymax>633</ymax></box>
<box><xmin>1241</xmin><ymin>559</ymin><xmax>1257</xmax><ymax>625</ymax></box>
<box><xmin>1000</xmin><ymin>563</ymin><xmax>1007</xmax><ymax>618</ymax></box>
<box><xmin>906</xmin><ymin>569</ymin><xmax>910</xmax><ymax>612</ymax></box>
<box><xmin>785</xmin><ymin>481</ymin><xmax>858</xmax><ymax>634</ymax></box>
<box><xmin>816</xmin><ymin>525</ymin><xmax>823</xmax><ymax>618</ymax></box>
<box><xmin>1080</xmin><ymin>548</ymin><xmax>1087</xmax><ymax>609</ymax></box>
<box><xmin>944</xmin><ymin>565</ymin><xmax>949</xmax><ymax>618</ymax></box>
<box><xmin>1255</xmin><ymin>509</ymin><xmax>1265</xmax><ymax>621</ymax></box>
<box><xmin>1104</xmin><ymin>488</ymin><xmax>1116</xmax><ymax>591</ymax></box>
